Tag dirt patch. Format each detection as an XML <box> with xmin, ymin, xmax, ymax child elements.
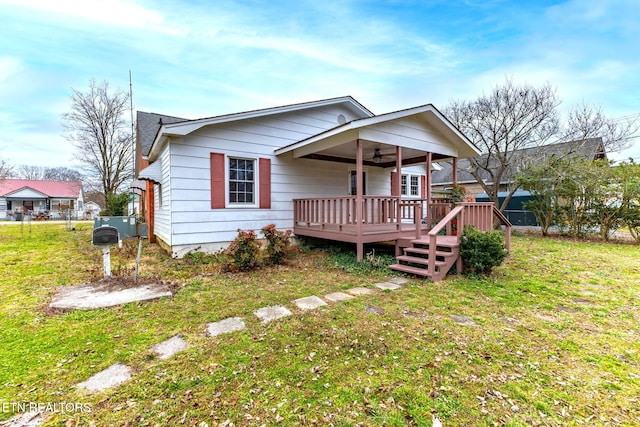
<box><xmin>47</xmin><ymin>277</ymin><xmax>179</xmax><ymax>312</ymax></box>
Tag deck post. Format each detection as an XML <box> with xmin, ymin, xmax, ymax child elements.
<box><xmin>356</xmin><ymin>139</ymin><xmax>364</xmax><ymax>261</ymax></box>
<box><xmin>426</xmin><ymin>152</ymin><xmax>432</xmax><ymax>227</ymax></box>
<box><xmin>395</xmin><ymin>146</ymin><xmax>402</xmax><ymax>230</ymax></box>
<box><xmin>452</xmin><ymin>157</ymin><xmax>458</xmax><ymax>185</ymax></box>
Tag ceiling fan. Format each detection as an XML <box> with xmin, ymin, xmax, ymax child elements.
<box><xmin>371</xmin><ymin>147</ymin><xmax>396</xmax><ymax>163</ymax></box>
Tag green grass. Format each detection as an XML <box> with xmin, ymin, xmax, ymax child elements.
<box><xmin>1</xmin><ymin>222</ymin><xmax>639</xmax><ymax>426</ymax></box>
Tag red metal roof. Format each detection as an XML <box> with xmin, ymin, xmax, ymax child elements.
<box><xmin>0</xmin><ymin>179</ymin><xmax>82</xmax><ymax>198</ymax></box>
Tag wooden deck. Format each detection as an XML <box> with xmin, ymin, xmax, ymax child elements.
<box><xmin>293</xmin><ymin>197</ymin><xmax>512</xmax><ymax>281</ymax></box>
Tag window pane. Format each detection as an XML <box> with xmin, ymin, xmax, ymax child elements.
<box><xmin>228</xmin><ymin>157</ymin><xmax>255</xmax><ymax>204</ymax></box>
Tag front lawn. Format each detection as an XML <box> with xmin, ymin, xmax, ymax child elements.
<box><xmin>1</xmin><ymin>223</ymin><xmax>638</xmax><ymax>426</ymax></box>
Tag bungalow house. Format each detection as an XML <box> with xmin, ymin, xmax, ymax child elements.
<box><xmin>135</xmin><ymin>96</ymin><xmax>511</xmax><ymax>281</ymax></box>
<box><xmin>0</xmin><ymin>179</ymin><xmax>84</xmax><ymax>220</ymax></box>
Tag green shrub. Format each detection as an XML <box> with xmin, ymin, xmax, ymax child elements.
<box><xmin>261</xmin><ymin>224</ymin><xmax>293</xmax><ymax>265</ymax></box>
<box><xmin>460</xmin><ymin>226</ymin><xmax>507</xmax><ymax>275</ymax></box>
<box><xmin>224</xmin><ymin>229</ymin><xmax>260</xmax><ymax>272</ymax></box>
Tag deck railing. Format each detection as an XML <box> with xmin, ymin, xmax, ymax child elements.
<box><xmin>293</xmin><ymin>196</ymin><xmax>430</xmax><ymax>230</ymax></box>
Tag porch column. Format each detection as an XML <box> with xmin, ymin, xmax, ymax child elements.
<box><xmin>452</xmin><ymin>157</ymin><xmax>458</xmax><ymax>185</ymax></box>
<box><xmin>395</xmin><ymin>146</ymin><xmax>402</xmax><ymax>196</ymax></box>
<box><xmin>395</xmin><ymin>146</ymin><xmax>402</xmax><ymax>230</ymax></box>
<box><xmin>426</xmin><ymin>152</ymin><xmax>432</xmax><ymax>228</ymax></box>
<box><xmin>356</xmin><ymin>139</ymin><xmax>364</xmax><ymax>261</ymax></box>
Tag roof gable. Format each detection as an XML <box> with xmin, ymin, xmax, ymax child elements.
<box><xmin>145</xmin><ymin>96</ymin><xmax>374</xmax><ymax>159</ymax></box>
<box><xmin>0</xmin><ymin>180</ymin><xmax>82</xmax><ymax>198</ymax></box>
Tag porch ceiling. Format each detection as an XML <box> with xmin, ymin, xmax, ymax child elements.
<box><xmin>274</xmin><ymin>104</ymin><xmax>480</xmax><ymax>168</ymax></box>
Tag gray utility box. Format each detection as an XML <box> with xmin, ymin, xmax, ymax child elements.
<box><xmin>93</xmin><ymin>226</ymin><xmax>119</xmax><ymax>245</ymax></box>
<box><xmin>94</xmin><ymin>216</ymin><xmax>137</xmax><ymax>239</ymax></box>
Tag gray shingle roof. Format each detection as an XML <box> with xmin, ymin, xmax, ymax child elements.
<box><xmin>432</xmin><ymin>137</ymin><xmax>606</xmax><ymax>185</ymax></box>
<box><xmin>136</xmin><ymin>111</ymin><xmax>187</xmax><ymax>157</ymax></box>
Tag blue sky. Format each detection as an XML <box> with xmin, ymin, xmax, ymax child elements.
<box><xmin>1</xmin><ymin>0</ymin><xmax>639</xmax><ymax>168</ymax></box>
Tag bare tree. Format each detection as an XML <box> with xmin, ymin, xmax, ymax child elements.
<box><xmin>62</xmin><ymin>79</ymin><xmax>133</xmax><ymax>200</ymax></box>
<box><xmin>16</xmin><ymin>165</ymin><xmax>84</xmax><ymax>182</ymax></box>
<box><xmin>0</xmin><ymin>158</ymin><xmax>12</xmax><ymax>179</ymax></box>
<box><xmin>16</xmin><ymin>165</ymin><xmax>45</xmax><ymax>180</ymax></box>
<box><xmin>43</xmin><ymin>167</ymin><xmax>84</xmax><ymax>182</ymax></box>
<box><xmin>562</xmin><ymin>102</ymin><xmax>639</xmax><ymax>153</ymax></box>
<box><xmin>446</xmin><ymin>78</ymin><xmax>561</xmax><ymax>211</ymax></box>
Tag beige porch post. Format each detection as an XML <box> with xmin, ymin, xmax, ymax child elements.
<box><xmin>426</xmin><ymin>152</ymin><xmax>432</xmax><ymax>227</ymax></box>
<box><xmin>452</xmin><ymin>157</ymin><xmax>458</xmax><ymax>185</ymax></box>
<box><xmin>356</xmin><ymin>139</ymin><xmax>364</xmax><ymax>261</ymax></box>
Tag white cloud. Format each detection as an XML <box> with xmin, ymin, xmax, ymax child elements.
<box><xmin>0</xmin><ymin>0</ymin><xmax>169</xmax><ymax>31</ymax></box>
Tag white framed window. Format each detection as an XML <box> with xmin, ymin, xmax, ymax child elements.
<box><xmin>401</xmin><ymin>174</ymin><xmax>421</xmax><ymax>197</ymax></box>
<box><xmin>228</xmin><ymin>157</ymin><xmax>256</xmax><ymax>205</ymax></box>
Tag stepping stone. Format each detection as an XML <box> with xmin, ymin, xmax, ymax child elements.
<box><xmin>324</xmin><ymin>292</ymin><xmax>355</xmax><ymax>303</ymax></box>
<box><xmin>389</xmin><ymin>277</ymin><xmax>411</xmax><ymax>285</ymax></box>
<box><xmin>293</xmin><ymin>295</ymin><xmax>327</xmax><ymax>310</ymax></box>
<box><xmin>151</xmin><ymin>335</ymin><xmax>188</xmax><ymax>359</ymax></box>
<box><xmin>207</xmin><ymin>317</ymin><xmax>246</xmax><ymax>337</ymax></box>
<box><xmin>254</xmin><ymin>305</ymin><xmax>292</xmax><ymax>323</ymax></box>
<box><xmin>450</xmin><ymin>315</ymin><xmax>479</xmax><ymax>326</ymax></box>
<box><xmin>365</xmin><ymin>305</ymin><xmax>385</xmax><ymax>315</ymax></box>
<box><xmin>346</xmin><ymin>287</ymin><xmax>376</xmax><ymax>296</ymax></box>
<box><xmin>76</xmin><ymin>363</ymin><xmax>132</xmax><ymax>392</ymax></box>
<box><xmin>374</xmin><ymin>282</ymin><xmax>402</xmax><ymax>291</ymax></box>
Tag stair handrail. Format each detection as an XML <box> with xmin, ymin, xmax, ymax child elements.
<box><xmin>491</xmin><ymin>205</ymin><xmax>512</xmax><ymax>251</ymax></box>
<box><xmin>427</xmin><ymin>204</ymin><xmax>465</xmax><ymax>276</ymax></box>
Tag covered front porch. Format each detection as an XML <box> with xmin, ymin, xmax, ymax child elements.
<box><xmin>275</xmin><ymin>104</ymin><xmax>486</xmax><ymax>264</ymax></box>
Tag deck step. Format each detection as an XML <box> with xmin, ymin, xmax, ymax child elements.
<box><xmin>389</xmin><ymin>264</ymin><xmax>432</xmax><ymax>277</ymax></box>
<box><xmin>396</xmin><ymin>255</ymin><xmax>447</xmax><ymax>268</ymax></box>
<box><xmin>404</xmin><ymin>247</ymin><xmax>457</xmax><ymax>258</ymax></box>
<box><xmin>411</xmin><ymin>236</ymin><xmax>459</xmax><ymax>248</ymax></box>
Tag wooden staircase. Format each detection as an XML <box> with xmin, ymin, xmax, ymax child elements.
<box><xmin>389</xmin><ymin>235</ymin><xmax>461</xmax><ymax>282</ymax></box>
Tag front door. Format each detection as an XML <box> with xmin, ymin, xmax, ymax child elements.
<box><xmin>349</xmin><ymin>170</ymin><xmax>366</xmax><ymax>196</ymax></box>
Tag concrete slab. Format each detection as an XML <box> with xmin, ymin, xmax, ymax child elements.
<box><xmin>254</xmin><ymin>305</ymin><xmax>293</xmax><ymax>323</ymax></box>
<box><xmin>293</xmin><ymin>295</ymin><xmax>327</xmax><ymax>311</ymax></box>
<box><xmin>151</xmin><ymin>335</ymin><xmax>188</xmax><ymax>359</ymax></box>
<box><xmin>389</xmin><ymin>277</ymin><xmax>411</xmax><ymax>285</ymax></box>
<box><xmin>346</xmin><ymin>287</ymin><xmax>376</xmax><ymax>296</ymax></box>
<box><xmin>324</xmin><ymin>292</ymin><xmax>355</xmax><ymax>303</ymax></box>
<box><xmin>76</xmin><ymin>363</ymin><xmax>132</xmax><ymax>392</ymax></box>
<box><xmin>207</xmin><ymin>317</ymin><xmax>246</xmax><ymax>337</ymax></box>
<box><xmin>374</xmin><ymin>282</ymin><xmax>402</xmax><ymax>291</ymax></box>
<box><xmin>50</xmin><ymin>283</ymin><xmax>172</xmax><ymax>310</ymax></box>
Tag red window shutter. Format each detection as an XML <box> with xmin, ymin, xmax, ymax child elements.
<box><xmin>210</xmin><ymin>152</ymin><xmax>225</xmax><ymax>209</ymax></box>
<box><xmin>421</xmin><ymin>175</ymin><xmax>426</xmax><ymax>198</ymax></box>
<box><xmin>390</xmin><ymin>172</ymin><xmax>399</xmax><ymax>196</ymax></box>
<box><xmin>259</xmin><ymin>158</ymin><xmax>271</xmax><ymax>209</ymax></box>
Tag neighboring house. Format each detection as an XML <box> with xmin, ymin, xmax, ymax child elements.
<box><xmin>0</xmin><ymin>179</ymin><xmax>84</xmax><ymax>220</ymax></box>
<box><xmin>134</xmin><ymin>96</ymin><xmax>486</xmax><ymax>271</ymax></box>
<box><xmin>431</xmin><ymin>138</ymin><xmax>607</xmax><ymax>198</ymax></box>
<box><xmin>84</xmin><ymin>201</ymin><xmax>102</xmax><ymax>219</ymax></box>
